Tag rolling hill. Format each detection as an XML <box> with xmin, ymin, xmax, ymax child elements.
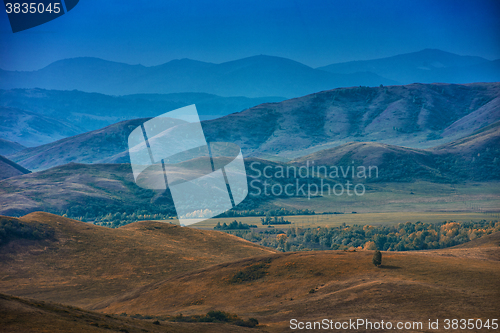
<box><xmin>3</xmin><ymin>212</ymin><xmax>496</xmax><ymax>332</ymax></box>
<box><xmin>0</xmin><ymin>293</ymin><xmax>260</xmax><ymax>333</ymax></box>
<box><xmin>0</xmin><ymin>55</ymin><xmax>396</xmax><ymax>98</ymax></box>
<box><xmin>0</xmin><ymin>155</ymin><xmax>30</xmax><ymax>180</ymax></box>
<box><xmin>95</xmin><ymin>246</ymin><xmax>500</xmax><ymax>331</ymax></box>
<box><xmin>0</xmin><ymin>212</ymin><xmax>276</xmax><ymax>309</ymax></box>
<box><xmin>0</xmin><ymin>138</ymin><xmax>25</xmax><ymax>156</ymax></box>
<box><xmin>1</xmin><ymin>213</ymin><xmax>498</xmax><ymax>332</ymax></box>
<box><xmin>451</xmin><ymin>230</ymin><xmax>500</xmax><ymax>249</ymax></box>
<box><xmin>319</xmin><ymin>48</ymin><xmax>499</xmax><ymax>84</ymax></box>
<box><xmin>2</xmin><ymin>120</ymin><xmax>499</xmax><ymax>217</ymax></box>
<box><xmin>291</xmin><ymin>120</ymin><xmax>500</xmax><ymax>182</ymax></box>
<box><xmin>0</xmin><ymin>163</ymin><xmax>175</xmax><ymax>217</ymax></box>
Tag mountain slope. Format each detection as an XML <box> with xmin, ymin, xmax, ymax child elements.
<box><xmin>0</xmin><ymin>212</ymin><xmax>275</xmax><ymax>309</ymax></box>
<box><xmin>0</xmin><ymin>163</ymin><xmax>174</xmax><ymax>217</ymax></box>
<box><xmin>8</xmin><ymin>118</ymin><xmax>153</xmax><ymax>171</ymax></box>
<box><xmin>0</xmin><ymin>155</ymin><xmax>30</xmax><ymax>180</ymax></box>
<box><xmin>432</xmin><ymin>120</ymin><xmax>500</xmax><ymax>156</ymax></box>
<box><xmin>10</xmin><ymin>82</ymin><xmax>500</xmax><ymax>171</ymax></box>
<box><xmin>0</xmin><ymin>106</ymin><xmax>84</xmax><ymax>147</ymax></box>
<box><xmin>0</xmin><ymin>88</ymin><xmax>285</xmax><ymax>133</ymax></box>
<box><xmin>0</xmin><ymin>293</ymin><xmax>261</xmax><ymax>333</ymax></box>
<box><xmin>2</xmin><ymin>120</ymin><xmax>499</xmax><ymax>217</ymax></box>
<box><xmin>0</xmin><ymin>56</ymin><xmax>397</xmax><ymax>98</ymax></box>
<box><xmin>0</xmin><ymin>216</ymin><xmax>497</xmax><ymax>332</ymax></box>
<box><xmin>202</xmin><ymin>82</ymin><xmax>500</xmax><ymax>158</ymax></box>
<box><xmin>0</xmin><ymin>138</ymin><xmax>25</xmax><ymax>156</ymax></box>
<box><xmin>318</xmin><ymin>49</ymin><xmax>497</xmax><ymax>84</ymax></box>
<box><xmin>291</xmin><ymin>120</ymin><xmax>500</xmax><ymax>182</ymax></box>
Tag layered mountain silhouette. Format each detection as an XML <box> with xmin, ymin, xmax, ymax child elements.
<box><xmin>0</xmin><ymin>55</ymin><xmax>395</xmax><ymax>98</ymax></box>
<box><xmin>0</xmin><ymin>106</ymin><xmax>83</xmax><ymax>147</ymax></box>
<box><xmin>319</xmin><ymin>49</ymin><xmax>500</xmax><ymax>84</ymax></box>
<box><xmin>0</xmin><ymin>89</ymin><xmax>284</xmax><ymax>136</ymax></box>
<box><xmin>8</xmin><ymin>82</ymin><xmax>499</xmax><ymax>171</ymax></box>
<box><xmin>8</xmin><ymin>118</ymin><xmax>151</xmax><ymax>171</ymax></box>
<box><xmin>2</xmin><ymin>50</ymin><xmax>498</xmax><ymax>99</ymax></box>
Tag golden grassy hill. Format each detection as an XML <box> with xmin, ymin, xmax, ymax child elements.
<box><xmin>2</xmin><ymin>212</ymin><xmax>499</xmax><ymax>332</ymax></box>
<box><xmin>0</xmin><ymin>293</ymin><xmax>260</xmax><ymax>333</ymax></box>
<box><xmin>452</xmin><ymin>229</ymin><xmax>500</xmax><ymax>249</ymax></box>
<box><xmin>97</xmin><ymin>235</ymin><xmax>500</xmax><ymax>332</ymax></box>
<box><xmin>0</xmin><ymin>212</ymin><xmax>275</xmax><ymax>308</ymax></box>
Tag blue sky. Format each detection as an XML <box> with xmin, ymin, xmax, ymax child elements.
<box><xmin>1</xmin><ymin>0</ymin><xmax>499</xmax><ymax>71</ymax></box>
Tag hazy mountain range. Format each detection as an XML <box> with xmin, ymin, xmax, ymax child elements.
<box><xmin>319</xmin><ymin>49</ymin><xmax>500</xmax><ymax>84</ymax></box>
<box><xmin>1</xmin><ymin>47</ymin><xmax>499</xmax><ymax>333</ymax></box>
<box><xmin>0</xmin><ymin>138</ymin><xmax>25</xmax><ymax>156</ymax></box>
<box><xmin>6</xmin><ymin>82</ymin><xmax>500</xmax><ymax>171</ymax></box>
<box><xmin>0</xmin><ymin>106</ymin><xmax>84</xmax><ymax>147</ymax></box>
<box><xmin>0</xmin><ymin>89</ymin><xmax>284</xmax><ymax>145</ymax></box>
<box><xmin>2</xmin><ymin>49</ymin><xmax>498</xmax><ymax>99</ymax></box>
<box><xmin>0</xmin><ymin>55</ymin><xmax>395</xmax><ymax>98</ymax></box>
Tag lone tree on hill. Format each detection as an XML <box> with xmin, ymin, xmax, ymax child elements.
<box><xmin>372</xmin><ymin>250</ymin><xmax>382</xmax><ymax>267</ymax></box>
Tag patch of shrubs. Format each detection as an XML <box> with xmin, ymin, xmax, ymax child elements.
<box><xmin>217</xmin><ymin>207</ymin><xmax>315</xmax><ymax>218</ymax></box>
<box><xmin>0</xmin><ymin>217</ymin><xmax>54</xmax><ymax>246</ymax></box>
<box><xmin>261</xmin><ymin>216</ymin><xmax>291</xmax><ymax>225</ymax></box>
<box><xmin>129</xmin><ymin>314</ymin><xmax>153</xmax><ymax>319</ymax></box>
<box><xmin>170</xmin><ymin>311</ymin><xmax>259</xmax><ymax>328</ymax></box>
<box><xmin>214</xmin><ymin>220</ymin><xmax>257</xmax><ymax>230</ymax></box>
<box><xmin>229</xmin><ymin>259</ymin><xmax>271</xmax><ymax>284</ymax></box>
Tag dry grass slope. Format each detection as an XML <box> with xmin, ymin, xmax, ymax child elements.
<box><xmin>1</xmin><ymin>213</ymin><xmax>499</xmax><ymax>332</ymax></box>
<box><xmin>0</xmin><ymin>293</ymin><xmax>260</xmax><ymax>333</ymax></box>
<box><xmin>98</xmin><ymin>235</ymin><xmax>500</xmax><ymax>332</ymax></box>
<box><xmin>0</xmin><ymin>212</ymin><xmax>275</xmax><ymax>308</ymax></box>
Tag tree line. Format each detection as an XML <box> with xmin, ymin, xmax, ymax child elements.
<box><xmin>223</xmin><ymin>220</ymin><xmax>500</xmax><ymax>252</ymax></box>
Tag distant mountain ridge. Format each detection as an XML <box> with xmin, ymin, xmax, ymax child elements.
<box><xmin>2</xmin><ymin>50</ymin><xmax>498</xmax><ymax>99</ymax></box>
<box><xmin>0</xmin><ymin>55</ymin><xmax>397</xmax><ymax>98</ymax></box>
<box><xmin>0</xmin><ymin>138</ymin><xmax>25</xmax><ymax>156</ymax></box>
<box><xmin>8</xmin><ymin>118</ymin><xmax>151</xmax><ymax>171</ymax></box>
<box><xmin>319</xmin><ymin>49</ymin><xmax>500</xmax><ymax>85</ymax></box>
<box><xmin>0</xmin><ymin>89</ymin><xmax>285</xmax><ymax>143</ymax></box>
<box><xmin>0</xmin><ymin>106</ymin><xmax>83</xmax><ymax>147</ymax></box>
